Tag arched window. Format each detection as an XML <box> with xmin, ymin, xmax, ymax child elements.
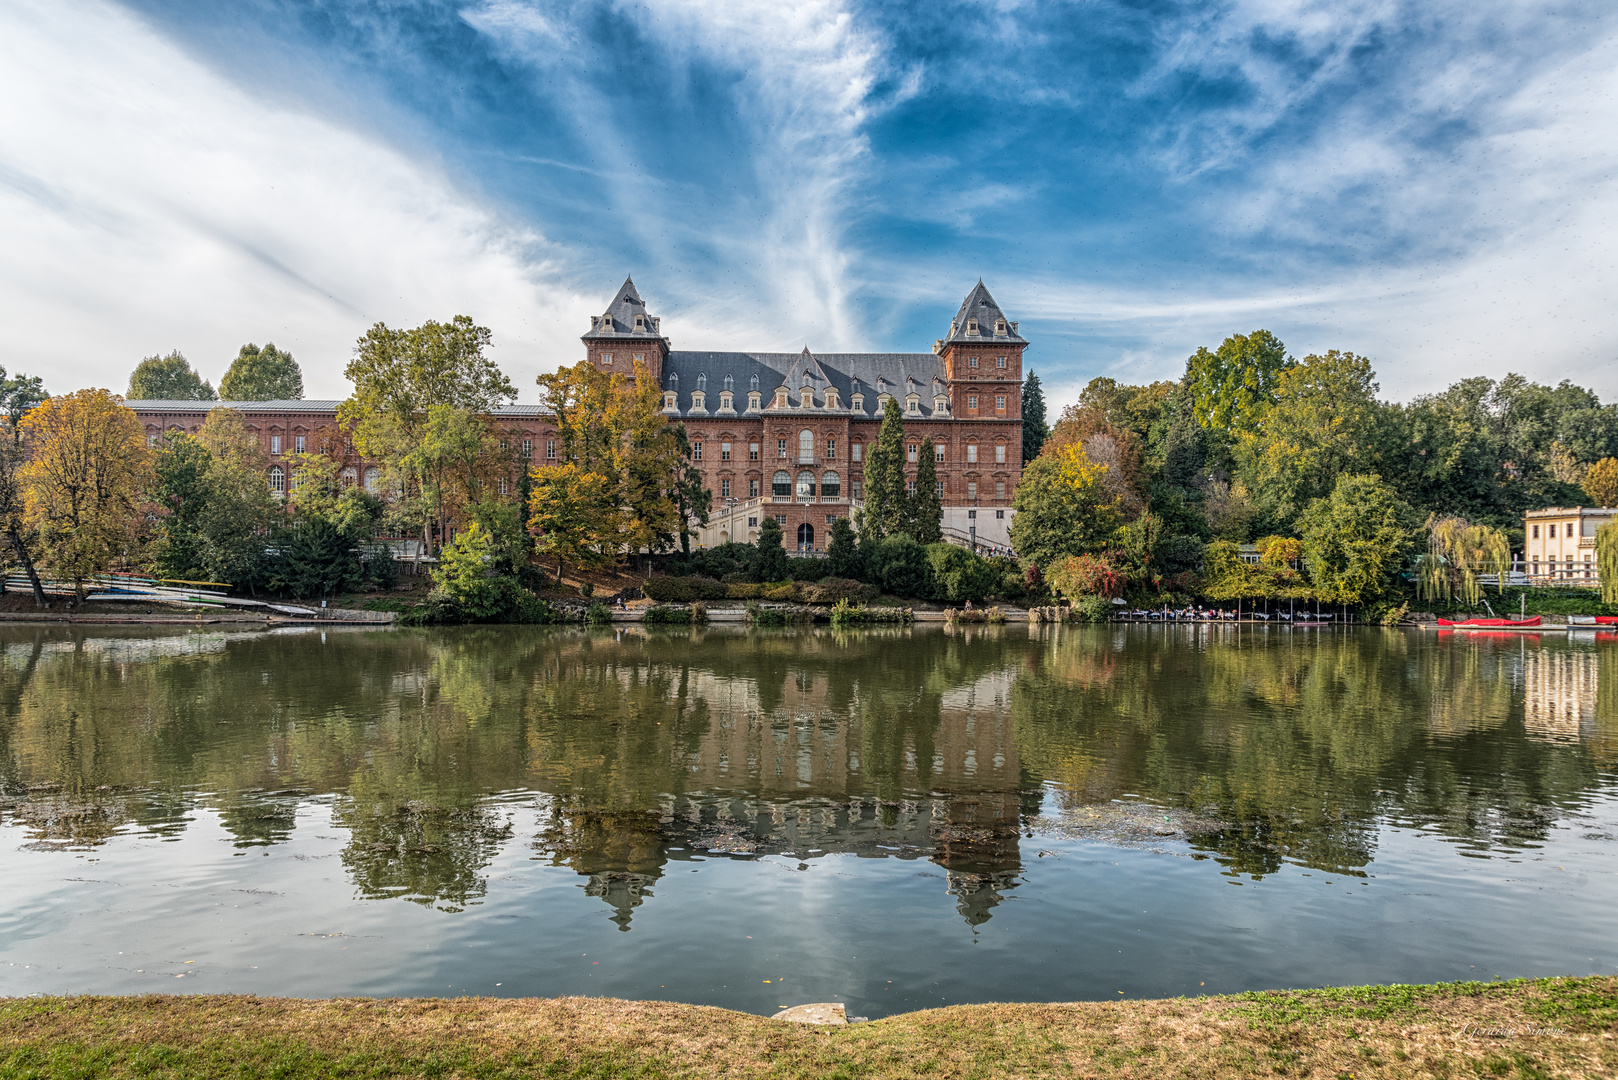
<box><xmin>268</xmin><ymin>465</ymin><xmax>284</xmax><ymax>494</ymax></box>
<box><xmin>797</xmin><ymin>522</ymin><xmax>815</xmax><ymax>549</ymax></box>
<box><xmin>821</xmin><ymin>471</ymin><xmax>840</xmax><ymax>498</ymax></box>
<box><xmin>363</xmin><ymin>466</ymin><xmax>381</xmax><ymax>494</ymax></box>
<box><xmin>798</xmin><ymin>429</ymin><xmax>814</xmax><ymax>461</ymax></box>
<box><xmin>772</xmin><ymin>470</ymin><xmax>791</xmax><ymax>497</ymax></box>
<box><xmin>796</xmin><ymin>470</ymin><xmax>815</xmax><ymax>499</ymax></box>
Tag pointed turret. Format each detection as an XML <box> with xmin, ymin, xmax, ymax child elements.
<box><xmin>941</xmin><ymin>280</ymin><xmax>1026</xmax><ymax>345</ymax></box>
<box><xmin>585</xmin><ymin>276</ymin><xmax>664</xmax><ymax>340</ymax></box>
<box><xmin>582</xmin><ymin>275</ymin><xmax>669</xmax><ymax>384</ymax></box>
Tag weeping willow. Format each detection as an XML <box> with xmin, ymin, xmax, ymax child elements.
<box><xmin>1599</xmin><ymin>522</ymin><xmax>1618</xmax><ymax>604</ymax></box>
<box><xmin>1417</xmin><ymin>515</ymin><xmax>1512</xmax><ymax>606</ymax></box>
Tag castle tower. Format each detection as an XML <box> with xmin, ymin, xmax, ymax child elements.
<box><xmin>582</xmin><ymin>276</ymin><xmax>669</xmax><ymax>386</ymax></box>
<box><xmin>935</xmin><ymin>281</ymin><xmax>1027</xmax><ymax>423</ymax></box>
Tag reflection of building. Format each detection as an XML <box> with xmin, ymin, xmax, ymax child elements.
<box><xmin>1523</xmin><ymin>506</ymin><xmax>1615</xmax><ymax>584</ymax></box>
<box><xmin>1523</xmin><ymin>649</ymin><xmax>1599</xmax><ymax>741</ymax></box>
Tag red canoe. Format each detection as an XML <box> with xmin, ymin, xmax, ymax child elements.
<box><xmin>1597</xmin><ymin>616</ymin><xmax>1618</xmax><ymax>625</ymax></box>
<box><xmin>1436</xmin><ymin>616</ymin><xmax>1543</xmax><ymax>627</ymax></box>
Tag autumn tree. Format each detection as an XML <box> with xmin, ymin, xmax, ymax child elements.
<box><xmin>1008</xmin><ymin>442</ymin><xmax>1123</xmax><ymax>571</ymax></box>
<box><xmin>0</xmin><ymin>369</ymin><xmax>50</xmax><ymax>603</ymax></box>
<box><xmin>338</xmin><ymin>316</ymin><xmax>515</xmax><ymax>553</ymax></box>
<box><xmin>221</xmin><ymin>343</ymin><xmax>303</xmax><ymax>401</ymax></box>
<box><xmin>21</xmin><ymin>390</ymin><xmax>155</xmax><ymax>597</ymax></box>
<box><xmin>528</xmin><ymin>462</ymin><xmax>618</xmax><ymax>583</ymax></box>
<box><xmin>129</xmin><ymin>351</ymin><xmax>215</xmax><ymax>400</ymax></box>
<box><xmin>1585</xmin><ymin>457</ymin><xmax>1618</xmax><ymax>507</ymax></box>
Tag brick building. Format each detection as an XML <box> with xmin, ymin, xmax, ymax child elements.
<box><xmin>128</xmin><ymin>276</ymin><xmax>1026</xmax><ymax>553</ymax></box>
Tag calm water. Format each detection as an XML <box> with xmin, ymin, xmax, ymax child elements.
<box><xmin>1</xmin><ymin>623</ymin><xmax>1615</xmax><ymax>1016</ymax></box>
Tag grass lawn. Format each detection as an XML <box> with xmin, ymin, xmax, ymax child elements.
<box><xmin>1</xmin><ymin>977</ymin><xmax>1614</xmax><ymax>1078</ymax></box>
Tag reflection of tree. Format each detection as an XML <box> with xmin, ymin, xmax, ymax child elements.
<box><xmin>337</xmin><ymin>797</ymin><xmax>512</xmax><ymax>912</ymax></box>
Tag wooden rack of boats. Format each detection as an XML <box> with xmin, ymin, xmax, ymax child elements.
<box><xmin>2</xmin><ymin>573</ymin><xmax>319</xmax><ymax>616</ymax></box>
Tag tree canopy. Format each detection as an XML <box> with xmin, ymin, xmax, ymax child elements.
<box><xmin>221</xmin><ymin>343</ymin><xmax>303</xmax><ymax>401</ymax></box>
<box><xmin>1008</xmin><ymin>442</ymin><xmax>1122</xmax><ymax>571</ymax></box>
<box><xmin>128</xmin><ymin>351</ymin><xmax>215</xmax><ymax>401</ymax></box>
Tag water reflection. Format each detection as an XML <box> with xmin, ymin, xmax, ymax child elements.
<box><xmin>0</xmin><ymin>623</ymin><xmax>1614</xmax><ymax>928</ymax></box>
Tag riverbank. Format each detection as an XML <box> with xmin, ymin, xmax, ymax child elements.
<box><xmin>2</xmin><ymin>978</ymin><xmax>1612</xmax><ymax>1079</ymax></box>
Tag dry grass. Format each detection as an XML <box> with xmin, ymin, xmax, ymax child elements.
<box><xmin>1</xmin><ymin>977</ymin><xmax>1613</xmax><ymax>1079</ymax></box>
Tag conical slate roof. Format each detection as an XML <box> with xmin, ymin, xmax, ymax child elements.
<box><xmin>583</xmin><ymin>276</ymin><xmax>665</xmax><ymax>340</ymax></box>
<box><xmin>941</xmin><ymin>280</ymin><xmax>1026</xmax><ymax>345</ymax></box>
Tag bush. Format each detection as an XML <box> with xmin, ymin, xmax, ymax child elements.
<box><xmin>726</xmin><ymin>582</ymin><xmax>763</xmax><ymax>599</ymax></box>
<box><xmin>1073</xmin><ymin>595</ymin><xmax>1113</xmax><ymax>622</ymax></box>
<box><xmin>790</xmin><ymin>556</ymin><xmax>831</xmax><ymax>582</ymax></box>
<box><xmin>748</xmin><ymin>600</ymin><xmax>788</xmax><ymax>626</ymax></box>
<box><xmin>691</xmin><ymin>600</ymin><xmax>709</xmax><ymax>624</ymax></box>
<box><xmin>643</xmin><ymin>574</ymin><xmax>727</xmax><ymax>602</ymax></box>
<box><xmin>1047</xmin><ymin>553</ymin><xmax>1125</xmax><ymax>601</ymax></box>
<box><xmin>688</xmin><ymin>542</ymin><xmax>759</xmax><ymax>581</ymax></box>
<box><xmin>799</xmin><ymin>577</ymin><xmax>879</xmax><ymax>604</ymax></box>
<box><xmin>644</xmin><ymin>604</ymin><xmax>692</xmax><ymax>625</ymax></box>
<box><xmin>866</xmin><ymin>534</ymin><xmax>930</xmax><ymax>598</ymax></box>
<box><xmin>585</xmin><ymin>602</ymin><xmax>612</xmax><ymax>625</ymax></box>
<box><xmin>828</xmin><ymin>597</ymin><xmax>861</xmax><ymax>627</ymax></box>
<box><xmin>763</xmin><ymin>583</ymin><xmax>797</xmax><ymax>602</ymax></box>
<box><xmin>925</xmin><ymin>544</ymin><xmax>1000</xmax><ymax>604</ymax></box>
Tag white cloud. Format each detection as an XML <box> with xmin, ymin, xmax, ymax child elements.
<box><xmin>0</xmin><ymin>0</ymin><xmax>589</xmax><ymax>400</ymax></box>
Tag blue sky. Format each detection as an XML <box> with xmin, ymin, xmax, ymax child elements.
<box><xmin>2</xmin><ymin>0</ymin><xmax>1615</xmax><ymax>405</ymax></box>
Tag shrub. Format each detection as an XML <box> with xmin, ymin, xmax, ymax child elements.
<box><xmin>985</xmin><ymin>606</ymin><xmax>1007</xmax><ymax>624</ymax></box>
<box><xmin>1048</xmin><ymin>553</ymin><xmax>1125</xmax><ymax>601</ymax></box>
<box><xmin>1073</xmin><ymin>595</ymin><xmax>1113</xmax><ymax>622</ymax></box>
<box><xmin>748</xmin><ymin>600</ymin><xmax>788</xmax><ymax>626</ymax></box>
<box><xmin>643</xmin><ymin>574</ymin><xmax>726</xmax><ymax>602</ymax></box>
<box><xmin>689</xmin><ymin>542</ymin><xmax>759</xmax><ymax>581</ymax></box>
<box><xmin>726</xmin><ymin>582</ymin><xmax>763</xmax><ymax>599</ymax></box>
<box><xmin>643</xmin><ymin>604</ymin><xmax>692</xmax><ymax>625</ymax></box>
<box><xmin>691</xmin><ymin>600</ymin><xmax>709</xmax><ymax>625</ymax></box>
<box><xmin>925</xmin><ymin>544</ymin><xmax>1000</xmax><ymax>603</ymax></box>
<box><xmin>790</xmin><ymin>556</ymin><xmax>831</xmax><ymax>582</ymax></box>
<box><xmin>585</xmin><ymin>602</ymin><xmax>612</xmax><ymax>625</ymax></box>
<box><xmin>866</xmin><ymin>534</ymin><xmax>930</xmax><ymax>598</ymax></box>
<box><xmin>579</xmin><ymin>581</ymin><xmax>595</xmax><ymax>598</ymax></box>
<box><xmin>829</xmin><ymin>597</ymin><xmax>862</xmax><ymax>627</ymax></box>
<box><xmin>799</xmin><ymin>577</ymin><xmax>879</xmax><ymax>604</ymax></box>
<box><xmin>763</xmin><ymin>583</ymin><xmax>797</xmax><ymax>602</ymax></box>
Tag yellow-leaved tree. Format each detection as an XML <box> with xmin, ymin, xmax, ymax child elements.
<box><xmin>1585</xmin><ymin>457</ymin><xmax>1618</xmax><ymax>508</ymax></box>
<box><xmin>21</xmin><ymin>389</ymin><xmax>155</xmax><ymax>598</ymax></box>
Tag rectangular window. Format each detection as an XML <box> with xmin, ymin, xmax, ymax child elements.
<box><xmin>693</xmin><ymin>442</ymin><xmax>703</xmax><ymax>461</ymax></box>
<box><xmin>967</xmin><ymin>444</ymin><xmax>978</xmax><ymax>463</ymax></box>
<box><xmin>270</xmin><ymin>435</ymin><xmax>281</xmax><ymax>455</ymax></box>
<box><xmin>777</xmin><ymin>439</ymin><xmax>788</xmax><ymax>459</ymax></box>
<box><xmin>852</xmin><ymin>479</ymin><xmax>863</xmax><ymax>499</ymax></box>
<box><xmin>497</xmin><ymin>478</ymin><xmax>509</xmax><ymax>495</ymax></box>
<box><xmin>996</xmin><ymin>509</ymin><xmax>1004</xmax><ymax>519</ymax></box>
<box><xmin>935</xmin><ymin>445</ymin><xmax>945</xmax><ymax>462</ymax></box>
<box><xmin>935</xmin><ymin>480</ymin><xmax>944</xmax><ymax>496</ymax></box>
<box><xmin>906</xmin><ymin>479</ymin><xmax>917</xmax><ymax>496</ymax></box>
<box><xmin>499</xmin><ymin>440</ymin><xmax>509</xmax><ymax>451</ymax></box>
<box><xmin>1568</xmin><ymin>523</ymin><xmax>1575</xmax><ymax>537</ymax></box>
<box><xmin>851</xmin><ymin>442</ymin><xmax>862</xmax><ymax>462</ymax></box>
<box><xmin>294</xmin><ymin>435</ymin><xmax>305</xmax><ymax>454</ymax></box>
<box><xmin>967</xmin><ymin>395</ymin><xmax>978</xmax><ymax>410</ymax></box>
<box><xmin>826</xmin><ymin>514</ymin><xmax>836</xmax><ymax>525</ymax></box>
<box><xmin>996</xmin><ymin>481</ymin><xmax>1005</xmax><ymax>498</ymax></box>
<box><xmin>775</xmin><ymin>514</ymin><xmax>787</xmax><ymax>525</ymax></box>
<box><xmin>601</xmin><ymin>352</ymin><xmax>613</xmax><ymax>365</ymax></box>
<box><xmin>721</xmin><ymin>442</ymin><xmax>732</xmax><ymax>461</ymax></box>
<box><xmin>826</xmin><ymin>437</ymin><xmax>836</xmax><ymax>459</ymax></box>
<box><xmin>721</xmin><ymin>479</ymin><xmax>731</xmax><ymax>498</ymax></box>
<box><xmin>541</xmin><ymin>439</ymin><xmax>553</xmax><ymax>460</ymax></box>
<box><xmin>968</xmin><ymin>509</ymin><xmax>976</xmax><ymax>520</ymax></box>
<box><xmin>995</xmin><ymin>395</ymin><xmax>1006</xmax><ymax>411</ymax></box>
<box><xmin>995</xmin><ymin>444</ymin><xmax>1006</xmax><ymax>463</ymax></box>
<box><xmin>1532</xmin><ymin>525</ymin><xmax>1539</xmax><ymax>538</ymax></box>
<box><xmin>996</xmin><ymin>356</ymin><xmax>1006</xmax><ymax>368</ymax></box>
<box><xmin>749</xmin><ymin>479</ymin><xmax>760</xmax><ymax>497</ymax></box>
<box><xmin>907</xmin><ymin>444</ymin><xmax>918</xmax><ymax>463</ymax></box>
<box><xmin>749</xmin><ymin>442</ymin><xmax>759</xmax><ymax>461</ymax></box>
<box><xmin>968</xmin><ymin>356</ymin><xmax>978</xmax><ymax>368</ymax></box>
<box><xmin>633</xmin><ymin>354</ymin><xmax>644</xmax><ymax>363</ymax></box>
<box><xmin>748</xmin><ymin>516</ymin><xmax>758</xmax><ymax>528</ymax></box>
<box><xmin>967</xmin><ymin>481</ymin><xmax>978</xmax><ymax>500</ymax></box>
<box><xmin>520</xmin><ymin>439</ymin><xmax>532</xmax><ymax>459</ymax></box>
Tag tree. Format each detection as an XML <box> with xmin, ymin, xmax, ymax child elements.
<box><xmin>339</xmin><ymin>316</ymin><xmax>515</xmax><ymax>553</ymax></box>
<box><xmin>270</xmin><ymin>451</ymin><xmax>384</xmax><ymax>599</ymax></box>
<box><xmin>827</xmin><ymin>516</ymin><xmax>861</xmax><ymax>579</ymax></box>
<box><xmin>1297</xmin><ymin>473</ymin><xmax>1415</xmax><ymax>606</ymax></box>
<box><xmin>671</xmin><ymin>424</ymin><xmax>711</xmax><ymax>555</ymax></box>
<box><xmin>753</xmin><ymin>517</ymin><xmax>790</xmax><ymax>582</ymax></box>
<box><xmin>1022</xmin><ymin>370</ymin><xmax>1048</xmax><ymax>464</ymax></box>
<box><xmin>1047</xmin><ymin>553</ymin><xmax>1125</xmax><ymax>601</ymax></box>
<box><xmin>430</xmin><ymin>523</ymin><xmax>519</xmax><ymax>620</ymax></box>
<box><xmin>910</xmin><ymin>436</ymin><xmax>943</xmax><ymax>543</ymax></box>
<box><xmin>860</xmin><ymin>397</ymin><xmax>908</xmax><ymax>542</ymax></box>
<box><xmin>1008</xmin><ymin>442</ymin><xmax>1124</xmax><ymax>570</ymax></box>
<box><xmin>528</xmin><ymin>462</ymin><xmax>618</xmax><ymax>584</ymax></box>
<box><xmin>194</xmin><ymin>408</ymin><xmax>278</xmax><ymax>589</ymax></box>
<box><xmin>1416</xmin><ymin>515</ymin><xmax>1511</xmax><ymax>607</ymax></box>
<box><xmin>0</xmin><ymin>369</ymin><xmax>49</xmax><ymax>604</ymax></box>
<box><xmin>128</xmin><ymin>351</ymin><xmax>215</xmax><ymax>400</ymax></box>
<box><xmin>1183</xmin><ymin>330</ymin><xmax>1290</xmax><ymax>442</ymax></box>
<box><xmin>152</xmin><ymin>431</ymin><xmax>214</xmax><ymax>580</ymax></box>
<box><xmin>20</xmin><ymin>390</ymin><xmax>155</xmax><ymax>598</ymax></box>
<box><xmin>1585</xmin><ymin>457</ymin><xmax>1618</xmax><ymax>507</ymax></box>
<box><xmin>1235</xmin><ymin>350</ymin><xmax>1387</xmax><ymax>531</ymax></box>
<box><xmin>1598</xmin><ymin>522</ymin><xmax>1618</xmax><ymax>605</ymax></box>
<box><xmin>925</xmin><ymin>543</ymin><xmax>998</xmax><ymax>603</ymax></box>
<box><xmin>221</xmin><ymin>343</ymin><xmax>303</xmax><ymax>401</ymax></box>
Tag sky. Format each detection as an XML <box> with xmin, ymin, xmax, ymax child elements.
<box><xmin>2</xmin><ymin>0</ymin><xmax>1615</xmax><ymax>408</ymax></box>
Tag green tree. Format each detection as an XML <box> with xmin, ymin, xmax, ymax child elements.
<box><xmin>1022</xmin><ymin>370</ymin><xmax>1048</xmax><ymax>463</ymax></box>
<box><xmin>1416</xmin><ymin>515</ymin><xmax>1510</xmax><ymax>608</ymax></box>
<box><xmin>753</xmin><ymin>517</ymin><xmax>789</xmax><ymax>582</ymax></box>
<box><xmin>925</xmin><ymin>543</ymin><xmax>998</xmax><ymax>603</ymax></box>
<box><xmin>194</xmin><ymin>408</ymin><xmax>278</xmax><ymax>588</ymax></box>
<box><xmin>270</xmin><ymin>453</ymin><xmax>384</xmax><ymax>599</ymax></box>
<box><xmin>1008</xmin><ymin>442</ymin><xmax>1123</xmax><ymax>571</ymax></box>
<box><xmin>339</xmin><ymin>316</ymin><xmax>515</xmax><ymax>553</ymax></box>
<box><xmin>1297</xmin><ymin>473</ymin><xmax>1415</xmax><ymax>606</ymax></box>
<box><xmin>1235</xmin><ymin>350</ymin><xmax>1387</xmax><ymax>531</ymax></box>
<box><xmin>1598</xmin><ymin>522</ymin><xmax>1618</xmax><ymax>604</ymax></box>
<box><xmin>910</xmin><ymin>436</ymin><xmax>942</xmax><ymax>543</ymax></box>
<box><xmin>128</xmin><ymin>351</ymin><xmax>215</xmax><ymax>400</ymax></box>
<box><xmin>0</xmin><ymin>369</ymin><xmax>50</xmax><ymax>603</ymax></box>
<box><xmin>1183</xmin><ymin>330</ymin><xmax>1290</xmax><ymax>442</ymax></box>
<box><xmin>670</xmin><ymin>424</ymin><xmax>710</xmax><ymax>556</ymax></box>
<box><xmin>827</xmin><ymin>516</ymin><xmax>861</xmax><ymax>579</ymax></box>
<box><xmin>528</xmin><ymin>462</ymin><xmax>618</xmax><ymax>584</ymax></box>
<box><xmin>866</xmin><ymin>533</ymin><xmax>929</xmax><ymax>597</ymax></box>
<box><xmin>152</xmin><ymin>432</ymin><xmax>214</xmax><ymax>580</ymax></box>
<box><xmin>430</xmin><ymin>523</ymin><xmax>519</xmax><ymax>620</ymax></box>
<box><xmin>220</xmin><ymin>343</ymin><xmax>303</xmax><ymax>401</ymax></box>
<box><xmin>860</xmin><ymin>398</ymin><xmax>908</xmax><ymax>542</ymax></box>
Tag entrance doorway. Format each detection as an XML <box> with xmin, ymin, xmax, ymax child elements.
<box><xmin>797</xmin><ymin>522</ymin><xmax>815</xmax><ymax>551</ymax></box>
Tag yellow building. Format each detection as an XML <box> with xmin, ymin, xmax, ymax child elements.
<box><xmin>1523</xmin><ymin>506</ymin><xmax>1616</xmax><ymax>583</ymax></box>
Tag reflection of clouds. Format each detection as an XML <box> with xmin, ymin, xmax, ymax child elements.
<box><xmin>1523</xmin><ymin>649</ymin><xmax>1598</xmax><ymax>743</ymax></box>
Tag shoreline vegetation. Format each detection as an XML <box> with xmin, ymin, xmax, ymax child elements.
<box><xmin>1</xmin><ymin>978</ymin><xmax>1613</xmax><ymax>1079</ymax></box>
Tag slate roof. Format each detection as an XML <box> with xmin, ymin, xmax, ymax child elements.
<box><xmin>582</xmin><ymin>276</ymin><xmax>665</xmax><ymax>341</ymax></box>
<box><xmin>940</xmin><ymin>280</ymin><xmax>1026</xmax><ymax>346</ymax></box>
<box><xmin>660</xmin><ymin>349</ymin><xmax>950</xmax><ymax>417</ymax></box>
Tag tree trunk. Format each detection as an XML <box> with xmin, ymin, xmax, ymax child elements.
<box><xmin>6</xmin><ymin>527</ymin><xmax>45</xmax><ymax>606</ymax></box>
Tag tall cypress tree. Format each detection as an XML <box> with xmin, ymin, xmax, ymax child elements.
<box><xmin>861</xmin><ymin>397</ymin><xmax>908</xmax><ymax>541</ymax></box>
<box><xmin>1022</xmin><ymin>370</ymin><xmax>1048</xmax><ymax>464</ymax></box>
<box><xmin>911</xmin><ymin>436</ymin><xmax>942</xmax><ymax>543</ymax></box>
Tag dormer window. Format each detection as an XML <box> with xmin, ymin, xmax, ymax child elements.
<box><xmin>724</xmin><ymin>374</ymin><xmax>734</xmax><ymax>392</ymax></box>
<box><xmin>906</xmin><ymin>395</ymin><xmax>921</xmax><ymax>415</ymax></box>
<box><xmin>747</xmin><ymin>390</ymin><xmax>762</xmax><ymax>412</ymax></box>
<box><xmin>994</xmin><ymin>318</ymin><xmax>1007</xmax><ymax>335</ymax></box>
<box><xmin>934</xmin><ymin>395</ymin><xmax>949</xmax><ymax>414</ymax></box>
<box><xmin>876</xmin><ymin>393</ymin><xmax>891</xmax><ymax>410</ymax></box>
<box><xmin>966</xmin><ymin>318</ymin><xmax>979</xmax><ymax>335</ymax></box>
<box><xmin>669</xmin><ymin>372</ymin><xmax>678</xmax><ymax>390</ymax></box>
<box><xmin>719</xmin><ymin>391</ymin><xmax>735</xmax><ymax>412</ymax></box>
<box><xmin>775</xmin><ymin>389</ymin><xmax>789</xmax><ymax>408</ymax></box>
<box><xmin>664</xmin><ymin>392</ymin><xmax>678</xmax><ymax>410</ymax></box>
<box><xmin>690</xmin><ymin>391</ymin><xmax>707</xmax><ymax>413</ymax></box>
<box><xmin>849</xmin><ymin>392</ymin><xmax>864</xmax><ymax>412</ymax></box>
<box><xmin>601</xmin><ymin>314</ymin><xmax>614</xmax><ymax>333</ymax></box>
<box><xmin>750</xmin><ymin>373</ymin><xmax>760</xmax><ymax>391</ymax></box>
<box><xmin>825</xmin><ymin>387</ymin><xmax>839</xmax><ymax>409</ymax></box>
<box><xmin>798</xmin><ymin>384</ymin><xmax>813</xmax><ymax>408</ymax></box>
<box><xmin>697</xmin><ymin>373</ymin><xmax>707</xmax><ymax>391</ymax></box>
<box><xmin>633</xmin><ymin>313</ymin><xmax>646</xmax><ymax>331</ymax></box>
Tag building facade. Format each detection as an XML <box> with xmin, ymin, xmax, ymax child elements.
<box><xmin>128</xmin><ymin>276</ymin><xmax>1026</xmax><ymax>553</ymax></box>
<box><xmin>1523</xmin><ymin>506</ymin><xmax>1616</xmax><ymax>584</ymax></box>
<box><xmin>584</xmin><ymin>277</ymin><xmax>1024</xmax><ymax>550</ymax></box>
